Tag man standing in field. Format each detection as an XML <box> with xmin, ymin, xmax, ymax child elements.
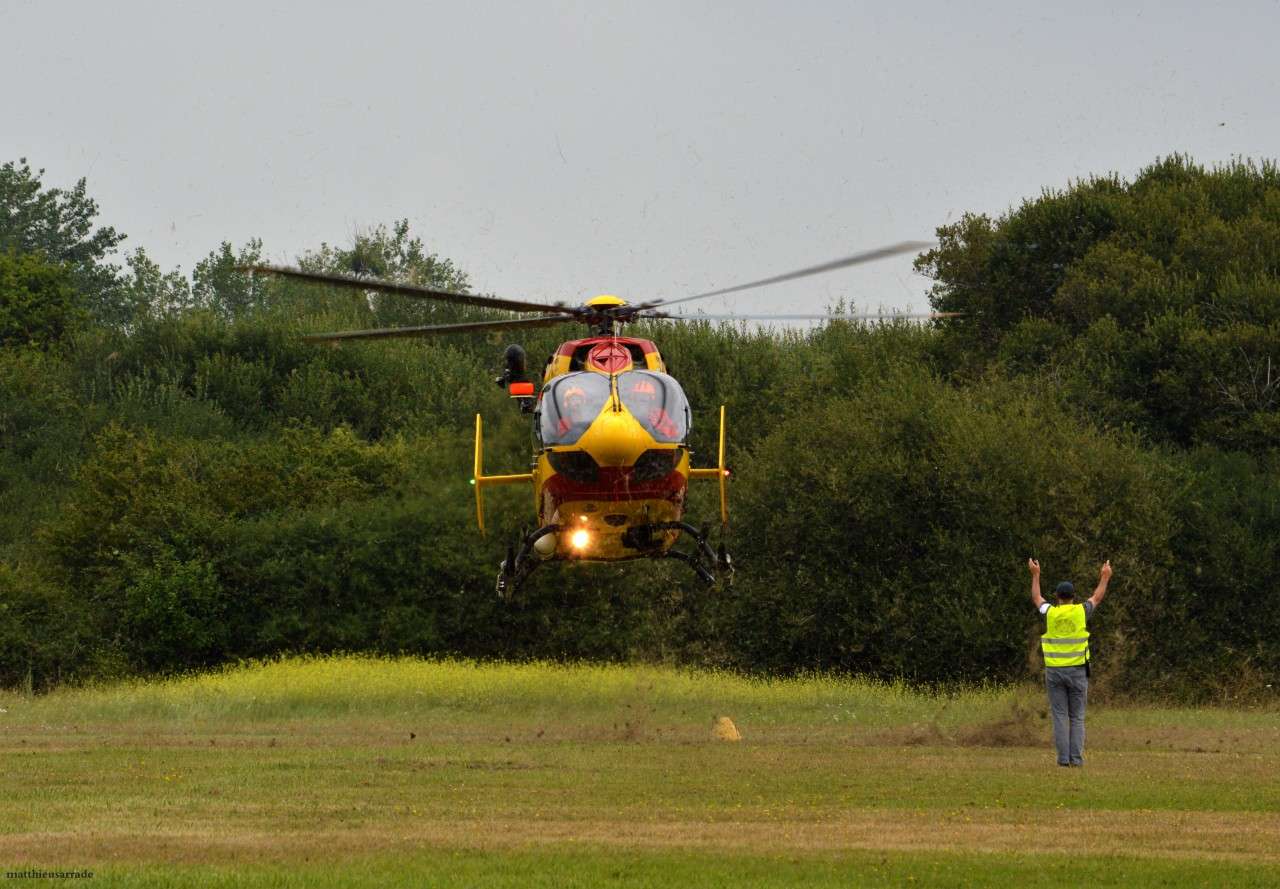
<box><xmin>1028</xmin><ymin>558</ymin><xmax>1112</xmax><ymax>767</ymax></box>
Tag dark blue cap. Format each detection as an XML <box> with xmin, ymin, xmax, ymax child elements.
<box><xmin>1055</xmin><ymin>581</ymin><xmax>1075</xmax><ymax>596</ymax></box>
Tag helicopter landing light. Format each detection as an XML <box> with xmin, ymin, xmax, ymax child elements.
<box><xmin>570</xmin><ymin>528</ymin><xmax>591</xmax><ymax>550</ymax></box>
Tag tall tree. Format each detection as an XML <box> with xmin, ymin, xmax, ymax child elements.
<box><xmin>0</xmin><ymin>159</ymin><xmax>129</xmax><ymax>324</ymax></box>
<box><xmin>916</xmin><ymin>156</ymin><xmax>1280</xmax><ymax>452</ymax></box>
<box><xmin>192</xmin><ymin>239</ymin><xmax>265</xmax><ymax>321</ymax></box>
<box><xmin>299</xmin><ymin>220</ymin><xmax>475</xmax><ymax>328</ymax></box>
<box><xmin>124</xmin><ymin>248</ymin><xmax>192</xmax><ymax>319</ymax></box>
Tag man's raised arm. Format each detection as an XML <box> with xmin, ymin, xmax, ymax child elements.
<box><xmin>1089</xmin><ymin>559</ymin><xmax>1113</xmax><ymax>607</ymax></box>
<box><xmin>1028</xmin><ymin>558</ymin><xmax>1045</xmax><ymax>608</ymax></box>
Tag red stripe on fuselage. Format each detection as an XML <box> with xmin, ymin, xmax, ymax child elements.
<box><xmin>545</xmin><ymin>468</ymin><xmax>687</xmax><ymax>504</ymax></box>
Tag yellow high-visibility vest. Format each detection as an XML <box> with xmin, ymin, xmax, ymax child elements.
<box><xmin>1042</xmin><ymin>603</ymin><xmax>1089</xmax><ymax>667</ymax></box>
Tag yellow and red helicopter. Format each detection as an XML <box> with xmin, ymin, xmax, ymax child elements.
<box><xmin>251</xmin><ymin>242</ymin><xmax>955</xmax><ymax>595</ymax></box>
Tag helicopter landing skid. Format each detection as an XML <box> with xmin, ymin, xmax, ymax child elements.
<box><xmin>639</xmin><ymin>521</ymin><xmax>732</xmax><ymax>588</ymax></box>
<box><xmin>496</xmin><ymin>520</ymin><xmax>733</xmax><ymax>598</ymax></box>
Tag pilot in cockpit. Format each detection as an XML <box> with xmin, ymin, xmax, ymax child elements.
<box><xmin>556</xmin><ymin>384</ymin><xmax>595</xmax><ymax>439</ymax></box>
<box><xmin>626</xmin><ymin>376</ymin><xmax>680</xmax><ymax>440</ymax></box>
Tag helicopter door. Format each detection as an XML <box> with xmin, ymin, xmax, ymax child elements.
<box><xmin>539</xmin><ymin>372</ymin><xmax>612</xmax><ymax>445</ymax></box>
<box><xmin>617</xmin><ymin>371</ymin><xmax>690</xmax><ymax>443</ymax></box>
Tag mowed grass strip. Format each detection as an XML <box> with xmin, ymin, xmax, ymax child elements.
<box><xmin>27</xmin><ymin>849</ymin><xmax>1280</xmax><ymax>889</ymax></box>
<box><xmin>2</xmin><ymin>656</ymin><xmax>1278</xmax><ymax>886</ymax></box>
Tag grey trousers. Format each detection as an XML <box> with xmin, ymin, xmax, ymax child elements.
<box><xmin>1045</xmin><ymin>666</ymin><xmax>1088</xmax><ymax>765</ymax></box>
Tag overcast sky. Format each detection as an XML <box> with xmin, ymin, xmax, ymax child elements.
<box><xmin>4</xmin><ymin>0</ymin><xmax>1278</xmax><ymax>319</ymax></box>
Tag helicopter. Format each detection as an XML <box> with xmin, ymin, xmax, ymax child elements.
<box><xmin>250</xmin><ymin>242</ymin><xmax>957</xmax><ymax>596</ymax></box>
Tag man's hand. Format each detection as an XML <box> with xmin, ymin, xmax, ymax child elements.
<box><xmin>1028</xmin><ymin>558</ymin><xmax>1041</xmax><ymax>577</ymax></box>
<box><xmin>1100</xmin><ymin>559</ymin><xmax>1112</xmax><ymax>580</ymax></box>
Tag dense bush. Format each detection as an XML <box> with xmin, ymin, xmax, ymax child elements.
<box><xmin>4</xmin><ymin>315</ymin><xmax>1273</xmax><ymax>697</ymax></box>
<box><xmin>725</xmin><ymin>369</ymin><xmax>1178</xmax><ymax>682</ymax></box>
<box><xmin>0</xmin><ymin>251</ymin><xmax>85</xmax><ymax>347</ymax></box>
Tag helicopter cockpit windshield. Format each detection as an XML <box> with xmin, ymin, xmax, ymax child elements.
<box><xmin>617</xmin><ymin>371</ymin><xmax>690</xmax><ymax>443</ymax></box>
<box><xmin>540</xmin><ymin>372</ymin><xmax>611</xmax><ymax>445</ymax></box>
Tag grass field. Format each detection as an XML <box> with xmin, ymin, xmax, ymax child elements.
<box><xmin>2</xmin><ymin>657</ymin><xmax>1278</xmax><ymax>887</ymax></box>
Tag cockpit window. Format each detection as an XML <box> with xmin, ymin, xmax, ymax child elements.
<box><xmin>539</xmin><ymin>372</ymin><xmax>611</xmax><ymax>445</ymax></box>
<box><xmin>617</xmin><ymin>371</ymin><xmax>690</xmax><ymax>443</ymax></box>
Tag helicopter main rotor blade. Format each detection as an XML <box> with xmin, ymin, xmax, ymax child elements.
<box><xmin>645</xmin><ymin>311</ymin><xmax>963</xmax><ymax>322</ymax></box>
<box><xmin>301</xmin><ymin>315</ymin><xmax>575</xmax><ymax>343</ymax></box>
<box><xmin>628</xmin><ymin>241</ymin><xmax>934</xmax><ymax>314</ymax></box>
<box><xmin>247</xmin><ymin>264</ymin><xmax>576</xmax><ymax>316</ymax></box>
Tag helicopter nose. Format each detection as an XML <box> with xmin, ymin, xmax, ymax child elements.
<box><xmin>580</xmin><ymin>410</ymin><xmax>650</xmax><ymax>467</ymax></box>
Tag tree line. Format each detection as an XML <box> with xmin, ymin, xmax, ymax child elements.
<box><xmin>1</xmin><ymin>155</ymin><xmax>1277</xmax><ymax>701</ymax></box>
